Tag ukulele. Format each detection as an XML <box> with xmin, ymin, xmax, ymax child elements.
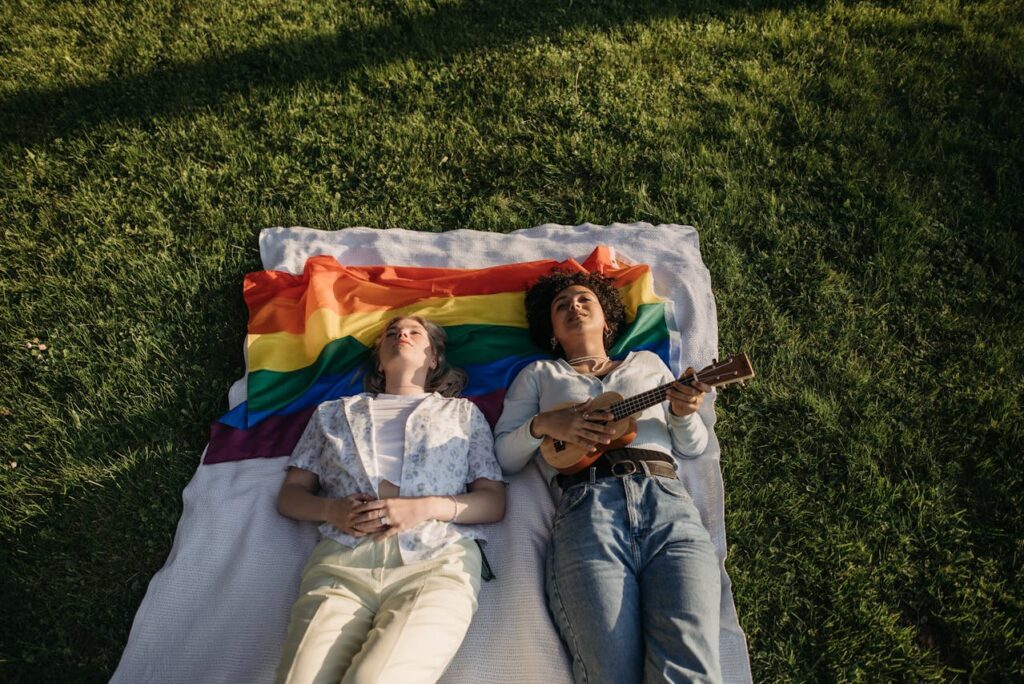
<box><xmin>540</xmin><ymin>353</ymin><xmax>755</xmax><ymax>474</ymax></box>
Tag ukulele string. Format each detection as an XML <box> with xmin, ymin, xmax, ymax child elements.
<box><xmin>607</xmin><ymin>371</ymin><xmax>717</xmax><ymax>420</ymax></box>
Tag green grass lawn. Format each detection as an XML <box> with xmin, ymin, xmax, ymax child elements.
<box><xmin>1</xmin><ymin>0</ymin><xmax>1021</xmax><ymax>680</ymax></box>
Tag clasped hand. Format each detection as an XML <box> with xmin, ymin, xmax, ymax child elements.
<box><xmin>325</xmin><ymin>493</ymin><xmax>432</xmax><ymax>540</ymax></box>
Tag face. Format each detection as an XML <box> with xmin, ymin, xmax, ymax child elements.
<box><xmin>550</xmin><ymin>285</ymin><xmax>607</xmax><ymax>346</ymax></box>
<box><xmin>377</xmin><ymin>318</ymin><xmax>436</xmax><ymax>372</ymax></box>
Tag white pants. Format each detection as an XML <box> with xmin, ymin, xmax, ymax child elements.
<box><xmin>276</xmin><ymin>536</ymin><xmax>482</xmax><ymax>684</ymax></box>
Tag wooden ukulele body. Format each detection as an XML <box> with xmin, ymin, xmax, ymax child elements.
<box><xmin>539</xmin><ymin>392</ymin><xmax>638</xmax><ymax>474</ymax></box>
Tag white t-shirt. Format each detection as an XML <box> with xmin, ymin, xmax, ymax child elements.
<box><xmin>369</xmin><ymin>393</ymin><xmax>429</xmax><ymax>492</ymax></box>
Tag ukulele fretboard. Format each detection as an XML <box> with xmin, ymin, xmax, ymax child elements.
<box><xmin>608</xmin><ymin>376</ymin><xmax>696</xmax><ymax>421</ymax></box>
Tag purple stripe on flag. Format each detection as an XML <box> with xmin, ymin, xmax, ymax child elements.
<box><xmin>205</xmin><ymin>407</ymin><xmax>315</xmax><ymax>465</ymax></box>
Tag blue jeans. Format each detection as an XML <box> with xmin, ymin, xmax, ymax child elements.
<box><xmin>546</xmin><ymin>474</ymin><xmax>722</xmax><ymax>684</ymax></box>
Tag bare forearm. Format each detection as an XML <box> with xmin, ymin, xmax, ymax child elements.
<box><xmin>427</xmin><ymin>487</ymin><xmax>506</xmax><ymax>525</ymax></box>
<box><xmin>277</xmin><ymin>482</ymin><xmax>329</xmax><ymax>522</ymax></box>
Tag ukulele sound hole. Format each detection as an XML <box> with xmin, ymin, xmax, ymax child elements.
<box><xmin>553</xmin><ymin>440</ymin><xmax>566</xmax><ymax>452</ymax></box>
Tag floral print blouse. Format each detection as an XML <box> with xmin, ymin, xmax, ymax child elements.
<box><xmin>288</xmin><ymin>392</ymin><xmax>505</xmax><ymax>563</ymax></box>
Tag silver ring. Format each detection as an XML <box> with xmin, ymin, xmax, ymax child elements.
<box><xmin>381</xmin><ymin>515</ymin><xmax>390</xmax><ymax>526</ymax></box>
<box><xmin>582</xmin><ymin>412</ymin><xmax>590</xmax><ymax>420</ymax></box>
<box><xmin>378</xmin><ymin>511</ymin><xmax>385</xmax><ymax>520</ymax></box>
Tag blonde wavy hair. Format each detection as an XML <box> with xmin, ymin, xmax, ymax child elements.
<box><xmin>364</xmin><ymin>316</ymin><xmax>467</xmax><ymax>397</ymax></box>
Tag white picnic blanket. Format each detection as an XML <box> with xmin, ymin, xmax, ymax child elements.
<box><xmin>113</xmin><ymin>223</ymin><xmax>752</xmax><ymax>684</ymax></box>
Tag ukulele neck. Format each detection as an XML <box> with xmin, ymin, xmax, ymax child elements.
<box><xmin>608</xmin><ymin>375</ymin><xmax>698</xmax><ymax>421</ymax></box>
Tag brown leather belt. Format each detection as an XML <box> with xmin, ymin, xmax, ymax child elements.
<box><xmin>555</xmin><ymin>448</ymin><xmax>677</xmax><ymax>490</ymax></box>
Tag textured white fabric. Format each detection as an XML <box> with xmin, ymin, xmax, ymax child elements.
<box><xmin>113</xmin><ymin>223</ymin><xmax>752</xmax><ymax>684</ymax></box>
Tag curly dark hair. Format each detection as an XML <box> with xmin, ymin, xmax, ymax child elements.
<box><xmin>524</xmin><ymin>270</ymin><xmax>626</xmax><ymax>358</ymax></box>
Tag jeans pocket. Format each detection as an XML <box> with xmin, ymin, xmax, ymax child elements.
<box><xmin>555</xmin><ymin>483</ymin><xmax>591</xmax><ymax>520</ymax></box>
<box><xmin>653</xmin><ymin>476</ymin><xmax>693</xmax><ymax>501</ymax></box>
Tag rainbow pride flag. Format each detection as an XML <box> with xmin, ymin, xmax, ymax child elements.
<box><xmin>204</xmin><ymin>246</ymin><xmax>672</xmax><ymax>464</ymax></box>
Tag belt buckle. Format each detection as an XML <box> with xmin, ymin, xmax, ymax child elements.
<box><xmin>610</xmin><ymin>460</ymin><xmax>638</xmax><ymax>477</ymax></box>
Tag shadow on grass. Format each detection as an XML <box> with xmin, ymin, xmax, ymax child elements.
<box><xmin>0</xmin><ymin>263</ymin><xmax>250</xmax><ymax>682</ymax></box>
<box><xmin>2</xmin><ymin>449</ymin><xmax>197</xmax><ymax>682</ymax></box>
<box><xmin>0</xmin><ymin>0</ymin><xmax>823</xmax><ymax>148</ymax></box>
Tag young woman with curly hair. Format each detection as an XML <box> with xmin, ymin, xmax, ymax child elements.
<box><xmin>495</xmin><ymin>271</ymin><xmax>722</xmax><ymax>684</ymax></box>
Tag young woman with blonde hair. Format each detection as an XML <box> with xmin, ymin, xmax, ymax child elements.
<box><xmin>275</xmin><ymin>316</ymin><xmax>506</xmax><ymax>684</ymax></box>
